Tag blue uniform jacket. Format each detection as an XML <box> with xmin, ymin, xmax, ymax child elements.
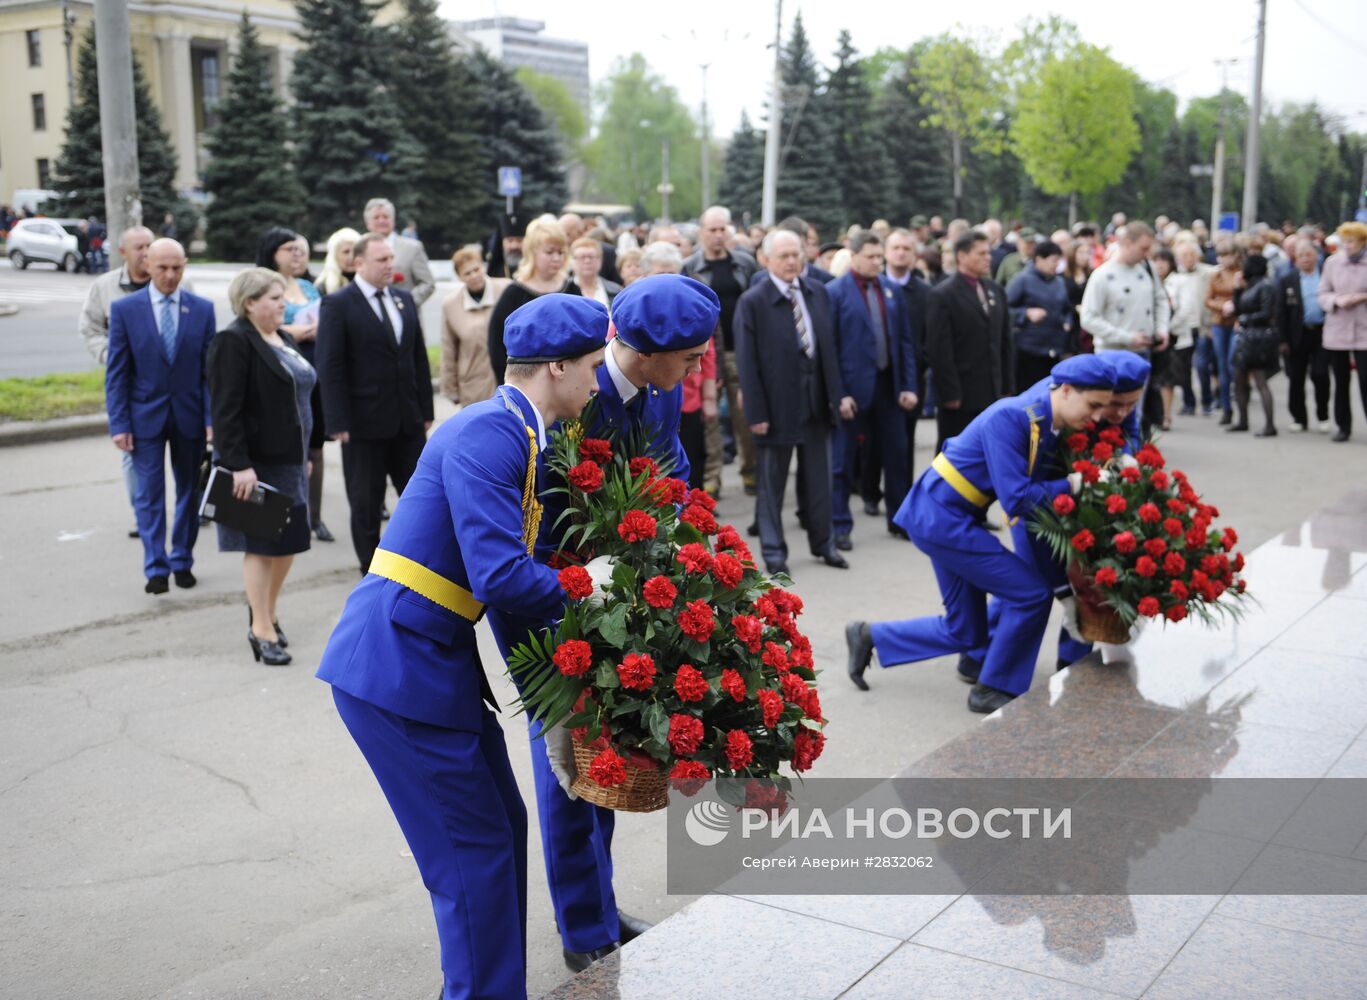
<box><xmin>106</xmin><ymin>287</ymin><xmax>216</xmax><ymax>438</ymax></box>
<box><xmin>898</xmin><ymin>378</ymin><xmax>1070</xmax><ymax>551</ymax></box>
<box><xmin>317</xmin><ymin>387</ymin><xmax>565</xmax><ymax>731</ymax></box>
<box><xmin>826</xmin><ymin>272</ymin><xmax>919</xmax><ymax>409</ymax></box>
<box><xmin>585</xmin><ymin>360</ymin><xmax>690</xmax><ymax>482</ymax></box>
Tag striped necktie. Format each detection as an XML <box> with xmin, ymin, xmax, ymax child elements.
<box><xmin>788</xmin><ymin>286</ymin><xmax>812</xmax><ymax>356</ymax></box>
<box><xmin>159</xmin><ymin>296</ymin><xmax>178</xmax><ymax>360</ymax></box>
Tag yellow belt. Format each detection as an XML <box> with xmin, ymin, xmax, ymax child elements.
<box><xmin>931</xmin><ymin>453</ymin><xmax>992</xmax><ymax>508</ymax></box>
<box><xmin>368</xmin><ymin>548</ymin><xmax>485</xmax><ymax>622</ymax></box>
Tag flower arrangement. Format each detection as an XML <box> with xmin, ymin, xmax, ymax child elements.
<box><xmin>1029</xmin><ymin>426</ymin><xmax>1250</xmax><ymax>639</ymax></box>
<box><xmin>507</xmin><ymin>406</ymin><xmax>826</xmax><ymax>811</ymax></box>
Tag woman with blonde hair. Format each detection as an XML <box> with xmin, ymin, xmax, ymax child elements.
<box><xmin>317</xmin><ymin>227</ymin><xmax>361</xmax><ymax>294</ymax></box>
<box><xmin>440</xmin><ymin>245</ymin><xmax>509</xmax><ymax>407</ymax></box>
<box><xmin>486</xmin><ymin>217</ymin><xmax>579</xmax><ymax>381</ymax></box>
<box><xmin>617</xmin><ymin>246</ymin><xmax>644</xmax><ymax>285</ymax></box>
<box><xmin>208</xmin><ymin>267</ymin><xmax>317</xmax><ymax>666</ymax></box>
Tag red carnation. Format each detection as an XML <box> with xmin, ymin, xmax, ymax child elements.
<box><xmin>567</xmin><ymin>460</ymin><xmax>604</xmax><ymax>492</ymax></box>
<box><xmin>643</xmin><ymin>575</ymin><xmax>678</xmax><ymax>609</ymax></box>
<box><xmin>720</xmin><ymin>667</ymin><xmax>747</xmax><ymax>702</ymax></box>
<box><xmin>1151</xmin><ymin>470</ymin><xmax>1171</xmax><ymax>490</ymax></box>
<box><xmin>731</xmin><ymin>614</ymin><xmax>764</xmax><ymax>653</ymax></box>
<box><xmin>802</xmin><ymin>688</ymin><xmax>823</xmax><ymax>722</ymax></box>
<box><xmin>668</xmin><ymin>713</ymin><xmax>704</xmax><ymax>756</ymax></box>
<box><xmin>678</xmin><ymin>600</ymin><xmax>716</xmax><ymax>642</ymax></box>
<box><xmin>617</xmin><ymin>652</ymin><xmax>656</xmax><ymax>691</ymax></box>
<box><xmin>724</xmin><ymin>729</ymin><xmax>754</xmax><ymax>769</ymax></box>
<box><xmin>660</xmin><ymin>477</ymin><xmax>690</xmax><ymax>504</ymax></box>
<box><xmin>757</xmin><ymin>688</ymin><xmax>784</xmax><ymax>728</ymax></box>
<box><xmin>1053</xmin><ymin>493</ymin><xmax>1076</xmax><ymax>515</ymax></box>
<box><xmin>669</xmin><ymin>760</ymin><xmax>711</xmax><ymax>796</ymax></box>
<box><xmin>1222</xmin><ymin>527</ymin><xmax>1238</xmax><ymax>551</ymax></box>
<box><xmin>793</xmin><ymin>729</ymin><xmax>825</xmax><ymax>772</ymax></box>
<box><xmin>1091</xmin><ymin>441</ymin><xmax>1115</xmax><ymax>463</ymax></box>
<box><xmin>762</xmin><ymin>641</ymin><xmax>791</xmax><ymax>672</ymax></box>
<box><xmin>1163</xmin><ymin>552</ymin><xmax>1187</xmax><ymax>575</ymax></box>
<box><xmin>617</xmin><ymin>509</ymin><xmax>658</xmax><ymax>543</ymax></box>
<box><xmin>677</xmin><ymin>542</ymin><xmax>714</xmax><ymax>574</ymax></box>
<box><xmin>1071</xmin><ymin>529</ymin><xmax>1095</xmax><ymax>552</ymax></box>
<box><xmin>673</xmin><ymin>663</ymin><xmax>709</xmax><ymax>702</ymax></box>
<box><xmin>1170</xmin><ymin>580</ymin><xmax>1189</xmax><ymax>601</ymax></box>
<box><xmin>1067</xmin><ymin>432</ymin><xmax>1089</xmax><ymax>452</ymax></box>
<box><xmin>687</xmin><ymin>488</ymin><xmax>717</xmax><ymax>512</ymax></box>
<box><xmin>712</xmin><ymin>552</ymin><xmax>744</xmax><ymax>589</ymax></box>
<box><xmin>716</xmin><ymin>525</ymin><xmax>744</xmax><ymax>551</ymax></box>
<box><xmin>1105</xmin><ymin>494</ymin><xmax>1128</xmax><ymax>514</ymax></box>
<box><xmin>768</xmin><ymin>588</ymin><xmax>804</xmax><ymax>616</ymax></box>
<box><xmin>553</xmin><ymin>639</ymin><xmax>594</xmax><ymax>677</ymax></box>
<box><xmin>1099</xmin><ymin>425</ymin><xmax>1125</xmax><ymax>446</ymax></box>
<box><xmin>781</xmin><ymin>672</ymin><xmax>809</xmax><ymax>705</ymax></box>
<box><xmin>1136</xmin><ymin>445</ymin><xmax>1165</xmax><ymax>468</ymax></box>
<box><xmin>744</xmin><ymin>779</ymin><xmax>789</xmax><ymax>815</ymax></box>
<box><xmin>1165</xmin><ymin>604</ymin><xmax>1188</xmax><ymax>622</ymax></box>
<box><xmin>1114</xmin><ymin>531</ymin><xmax>1137</xmax><ymax>554</ymax></box>
<box><xmin>1186</xmin><ymin>527</ymin><xmax>1209</xmax><ymax>549</ymax></box>
<box><xmin>588</xmin><ymin>748</ymin><xmax>627</xmax><ymax>787</ymax></box>
<box><xmin>754</xmin><ymin>595</ymin><xmax>783</xmax><ymax>625</ymax></box>
<box><xmin>1144</xmin><ymin>537</ymin><xmax>1168</xmax><ymax>558</ymax></box>
<box><xmin>1094</xmin><ymin>566</ymin><xmax>1118</xmax><ymax>587</ymax></box>
<box><xmin>1163</xmin><ymin>517</ymin><xmax>1184</xmax><ymax>537</ymax></box>
<box><xmin>1232</xmin><ymin>552</ymin><xmax>1245</xmax><ymax>571</ymax></box>
<box><xmin>628</xmin><ymin>456</ymin><xmax>658</xmax><ymax>479</ymax></box>
<box><xmin>1137</xmin><ymin>596</ymin><xmax>1162</xmax><ymax>617</ymax></box>
<box><xmin>558</xmin><ymin>565</ymin><xmax>594</xmax><ymax>600</ymax></box>
<box><xmin>1136</xmin><ymin>555</ymin><xmax>1158</xmax><ymax>578</ymax></box>
<box><xmin>579</xmin><ymin>438</ymin><xmax>613</xmax><ymax>464</ymax></box>
<box><xmin>1072</xmin><ymin>459</ymin><xmax>1101</xmax><ymax>483</ymax></box>
<box><xmin>1121</xmin><ymin>466</ymin><xmax>1142</xmax><ymax>483</ymax></box>
<box><xmin>392</xmin><ymin>271</ymin><xmax>406</xmax><ymax>284</ymax></box>
<box><xmin>680</xmin><ymin>504</ymin><xmax>718</xmax><ymax>535</ymax></box>
<box><xmin>1138</xmin><ymin>502</ymin><xmax>1162</xmax><ymax>523</ymax></box>
<box><xmin>1166</xmin><ymin>498</ymin><xmax>1186</xmax><ymax>514</ymax></box>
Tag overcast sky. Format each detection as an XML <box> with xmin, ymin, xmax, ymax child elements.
<box><xmin>442</xmin><ymin>0</ymin><xmax>1367</xmax><ymax>137</ymax></box>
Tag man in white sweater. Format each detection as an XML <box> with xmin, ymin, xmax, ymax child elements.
<box><xmin>1080</xmin><ymin>222</ymin><xmax>1171</xmax><ymax>354</ymax></box>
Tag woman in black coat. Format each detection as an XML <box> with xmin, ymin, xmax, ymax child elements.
<box><xmin>1229</xmin><ymin>253</ymin><xmax>1279</xmax><ymax>437</ymax></box>
<box><xmin>207</xmin><ymin>267</ymin><xmax>317</xmax><ymax>665</ymax></box>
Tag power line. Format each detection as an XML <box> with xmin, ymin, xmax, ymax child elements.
<box><xmin>1290</xmin><ymin>0</ymin><xmax>1367</xmax><ymax>57</ymax></box>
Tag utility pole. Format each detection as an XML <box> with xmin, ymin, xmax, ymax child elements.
<box><xmin>699</xmin><ymin>62</ymin><xmax>711</xmax><ymax>208</ymax></box>
<box><xmin>60</xmin><ymin>0</ymin><xmax>76</xmax><ymax>105</ymax></box>
<box><xmin>658</xmin><ymin>138</ymin><xmax>674</xmax><ymax>224</ymax></box>
<box><xmin>94</xmin><ymin>0</ymin><xmax>140</xmax><ymax>261</ymax></box>
<box><xmin>1211</xmin><ymin>58</ymin><xmax>1237</xmax><ymax>230</ymax></box>
<box><xmin>1241</xmin><ymin>0</ymin><xmax>1267</xmax><ymax>229</ymax></box>
<box><xmin>760</xmin><ymin>0</ymin><xmax>782</xmax><ymax>226</ymax></box>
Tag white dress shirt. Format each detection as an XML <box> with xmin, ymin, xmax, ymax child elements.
<box><xmin>354</xmin><ymin>274</ymin><xmax>404</xmax><ymax>342</ymax></box>
<box><xmin>605</xmin><ymin>338</ymin><xmax>641</xmax><ymax>404</ymax></box>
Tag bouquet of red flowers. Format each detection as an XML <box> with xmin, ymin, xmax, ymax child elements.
<box><xmin>507</xmin><ymin>409</ymin><xmax>826</xmax><ymax>812</ymax></box>
<box><xmin>1029</xmin><ymin>426</ymin><xmax>1250</xmax><ymax>641</ymax></box>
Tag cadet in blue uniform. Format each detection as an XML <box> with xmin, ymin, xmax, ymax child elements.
<box><xmin>844</xmin><ymin>355</ymin><xmax>1114</xmax><ymax>713</ymax></box>
<box><xmin>487</xmin><ymin>273</ymin><xmax>721</xmax><ymax>973</ymax></box>
<box><xmin>1099</xmin><ymin>351</ymin><xmax>1148</xmax><ymax>451</ymax></box>
<box><xmin>316</xmin><ymin>294</ymin><xmax>609</xmax><ymax>1000</ymax></box>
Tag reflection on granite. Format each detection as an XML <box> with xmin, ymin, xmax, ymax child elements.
<box><xmin>1046</xmin><ymin>645</ymin><xmax>1248</xmax><ymax>713</ymax></box>
<box><xmin>1241</xmin><ymin>539</ymin><xmax>1367</xmax><ymax>595</ymax></box>
<box><xmin>1272</xmin><ymin>595</ymin><xmax>1367</xmax><ymax>658</ymax></box>
<box><xmin>1204</xmin><ymin>646</ymin><xmax>1367</xmax><ymax>736</ymax></box>
<box><xmin>1329</xmin><ymin>739</ymin><xmax>1367</xmax><ymax>779</ymax></box>
<box><xmin>840</xmin><ymin>942</ymin><xmax>1114</xmax><ymax>999</ymax></box>
<box><xmin>1142</xmin><ymin>914</ymin><xmax>1367</xmax><ymax>999</ymax></box>
<box><xmin>537</xmin><ymin>894</ymin><xmax>899</xmax><ymax>1000</ymax></box>
<box><xmin>1112</xmin><ymin>713</ymin><xmax>1354</xmax><ymax>779</ymax></box>
<box><xmin>911</xmin><ymin>893</ymin><xmax>1219</xmax><ymax>995</ymax></box>
<box><xmin>732</xmin><ymin>894</ymin><xmax>956</xmax><ymax>940</ymax></box>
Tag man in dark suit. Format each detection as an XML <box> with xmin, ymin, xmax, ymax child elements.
<box><xmin>827</xmin><ymin>230</ymin><xmax>919</xmax><ymax>548</ymax></box>
<box><xmin>1275</xmin><ymin>239</ymin><xmax>1331</xmax><ymax>432</ymax></box>
<box><xmin>885</xmin><ymin>227</ymin><xmax>931</xmax><ymax>487</ymax></box>
<box><xmin>317</xmin><ymin>232</ymin><xmax>434</xmax><ymax>572</ymax></box>
<box><xmin>734</xmin><ymin>229</ymin><xmax>848</xmax><ymax>576</ymax></box>
<box><xmin>927</xmin><ymin>229</ymin><xmax>1013</xmax><ymax>453</ymax></box>
<box><xmin>105</xmin><ymin>238</ymin><xmax>215</xmax><ymax>594</ymax></box>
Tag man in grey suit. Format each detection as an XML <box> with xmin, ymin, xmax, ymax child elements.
<box><xmin>733</xmin><ymin>229</ymin><xmax>849</xmax><ymax>577</ymax></box>
<box><xmin>363</xmin><ymin>197</ymin><xmax>435</xmax><ymax>306</ymax></box>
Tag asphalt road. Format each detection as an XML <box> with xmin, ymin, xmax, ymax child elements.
<box><xmin>3</xmin><ymin>378</ymin><xmax>1365</xmax><ymax>998</ymax></box>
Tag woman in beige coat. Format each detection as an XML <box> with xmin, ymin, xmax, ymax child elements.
<box><xmin>440</xmin><ymin>245</ymin><xmax>509</xmax><ymax>407</ymax></box>
<box><xmin>1318</xmin><ymin>221</ymin><xmax>1367</xmax><ymax>442</ymax></box>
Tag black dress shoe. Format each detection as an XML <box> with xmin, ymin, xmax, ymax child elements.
<box><xmin>813</xmin><ymin>545</ymin><xmax>849</xmax><ymax>569</ymax></box>
<box><xmin>846</xmin><ymin>620</ymin><xmax>873</xmax><ymax>690</ymax></box>
<box><xmin>145</xmin><ymin>575</ymin><xmax>169</xmax><ymax>595</ymax></box>
<box><xmin>1332</xmin><ymin>429</ymin><xmax>1350</xmax><ymax>442</ymax></box>
<box><xmin>128</xmin><ymin>527</ymin><xmax>141</xmax><ymax>538</ymax></box>
<box><xmin>957</xmin><ymin>654</ymin><xmax>981</xmax><ymax>684</ymax></box>
<box><xmin>1218</xmin><ymin>409</ymin><xmax>1233</xmax><ymax>426</ymax></box>
<box><xmin>1254</xmin><ymin>427</ymin><xmax>1277</xmax><ymax>438</ymax></box>
<box><xmin>743</xmin><ymin>482</ymin><xmax>758</xmax><ymax>497</ymax></box>
<box><xmin>967</xmin><ymin>683</ymin><xmax>1015</xmax><ymax>714</ymax></box>
<box><xmin>768</xmin><ymin>562</ymin><xmax>790</xmax><ymax>577</ymax></box>
<box><xmin>889</xmin><ymin>525</ymin><xmax>910</xmax><ymax>540</ymax></box>
<box><xmin>273</xmin><ymin>621</ymin><xmax>288</xmax><ymax>648</ymax></box>
<box><xmin>747</xmin><ymin>522</ymin><xmax>759</xmax><ymax>537</ymax></box>
<box><xmin>312</xmin><ymin>520</ymin><xmax>335</xmax><ymax>542</ymax></box>
<box><xmin>863</xmin><ymin>501</ymin><xmax>880</xmax><ymax>517</ymax></box>
<box><xmin>834</xmin><ymin>533</ymin><xmax>853</xmax><ymax>551</ymax></box>
<box><xmin>1225</xmin><ymin>422</ymin><xmax>1249</xmax><ymax>433</ymax></box>
<box><xmin>563</xmin><ymin>943</ymin><xmax>619</xmax><ymax>973</ymax></box>
<box><xmin>173</xmin><ymin>569</ymin><xmax>196</xmax><ymax>589</ymax></box>
<box><xmin>248</xmin><ymin>630</ymin><xmax>292</xmax><ymax>666</ymax></box>
<box><xmin>617</xmin><ymin>910</ymin><xmax>652</xmax><ymax>943</ymax></box>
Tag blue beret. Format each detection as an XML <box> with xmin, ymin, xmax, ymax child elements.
<box><xmin>609</xmin><ymin>274</ymin><xmax>721</xmax><ymax>354</ymax></box>
<box><xmin>504</xmin><ymin>294</ymin><xmax>610</xmax><ymax>363</ymax></box>
<box><xmin>1050</xmin><ymin>354</ymin><xmax>1115</xmax><ymax>390</ymax></box>
<box><xmin>1101</xmin><ymin>351</ymin><xmax>1152</xmax><ymax>392</ymax></box>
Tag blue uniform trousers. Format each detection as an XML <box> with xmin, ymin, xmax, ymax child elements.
<box><xmin>331</xmin><ymin>687</ymin><xmax>529</xmax><ymax>1000</ymax></box>
<box><xmin>488</xmin><ymin>611</ymin><xmax>620</xmax><ymax>954</ymax></box>
<box><xmin>832</xmin><ymin>369</ymin><xmax>909</xmax><ymax>536</ymax></box>
<box><xmin>131</xmin><ymin>419</ymin><xmax>204</xmax><ymax>578</ymax></box>
<box><xmin>869</xmin><ymin>490</ymin><xmax>1054</xmax><ymax>696</ymax></box>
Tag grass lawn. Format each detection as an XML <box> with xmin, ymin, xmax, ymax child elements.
<box><xmin>0</xmin><ymin>370</ymin><xmax>107</xmax><ymax>422</ymax></box>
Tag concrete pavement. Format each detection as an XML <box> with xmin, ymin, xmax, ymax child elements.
<box><xmin>3</xmin><ymin>379</ymin><xmax>1365</xmax><ymax>998</ymax></box>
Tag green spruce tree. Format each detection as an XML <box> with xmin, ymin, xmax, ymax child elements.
<box><xmin>461</xmin><ymin>48</ymin><xmax>568</xmax><ymax>224</ymax></box>
<box><xmin>776</xmin><ymin>13</ymin><xmax>843</xmax><ymax>239</ymax></box>
<box><xmin>825</xmin><ymin>31</ymin><xmax>893</xmax><ymax>228</ymax></box>
<box><xmin>390</xmin><ymin>0</ymin><xmax>487</xmax><ymax>252</ymax></box>
<box><xmin>203</xmin><ymin>14</ymin><xmax>304</xmax><ymax>260</ymax></box>
<box><xmin>291</xmin><ymin>0</ymin><xmax>422</xmax><ymax>238</ymax></box>
<box><xmin>717</xmin><ymin>110</ymin><xmax>765</xmax><ymax>224</ymax></box>
<box><xmin>873</xmin><ymin>47</ymin><xmax>950</xmax><ymax>223</ymax></box>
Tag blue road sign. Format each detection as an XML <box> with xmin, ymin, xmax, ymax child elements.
<box><xmin>1217</xmin><ymin>211</ymin><xmax>1240</xmax><ymax>233</ymax></box>
<box><xmin>498</xmin><ymin>166</ymin><xmax>522</xmax><ymax>198</ymax></box>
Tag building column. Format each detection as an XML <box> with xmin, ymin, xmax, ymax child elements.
<box><xmin>156</xmin><ymin>30</ymin><xmax>197</xmax><ymax>192</ymax></box>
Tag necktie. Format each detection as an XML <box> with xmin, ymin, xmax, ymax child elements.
<box><xmin>788</xmin><ymin>286</ymin><xmax>812</xmax><ymax>356</ymax></box>
<box><xmin>863</xmin><ymin>279</ymin><xmax>889</xmax><ymax>371</ymax></box>
<box><xmin>159</xmin><ymin>297</ymin><xmax>177</xmax><ymax>360</ymax></box>
<box><xmin>375</xmin><ymin>290</ymin><xmax>399</xmax><ymax>343</ymax></box>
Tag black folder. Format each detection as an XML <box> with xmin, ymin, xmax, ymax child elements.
<box><xmin>198</xmin><ymin>466</ymin><xmax>294</xmax><ymax>541</ymax></box>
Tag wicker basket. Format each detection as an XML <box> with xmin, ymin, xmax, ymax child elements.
<box><xmin>570</xmin><ymin>738</ymin><xmax>669</xmax><ymax>812</ymax></box>
<box><xmin>1068</xmin><ymin>563</ymin><xmax>1132</xmax><ymax>644</ymax></box>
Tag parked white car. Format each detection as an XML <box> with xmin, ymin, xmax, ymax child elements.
<box><xmin>6</xmin><ymin>217</ymin><xmax>80</xmax><ymax>271</ymax></box>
